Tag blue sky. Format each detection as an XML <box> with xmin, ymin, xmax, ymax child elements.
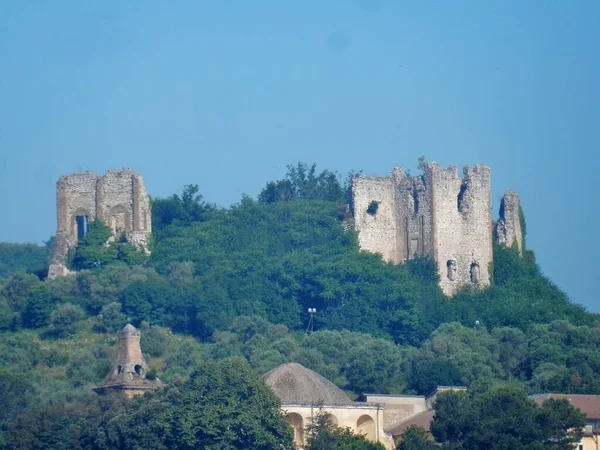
<box><xmin>1</xmin><ymin>1</ymin><xmax>599</xmax><ymax>311</ymax></box>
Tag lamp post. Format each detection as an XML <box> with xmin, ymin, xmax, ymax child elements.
<box><xmin>306</xmin><ymin>308</ymin><xmax>316</xmax><ymax>334</ymax></box>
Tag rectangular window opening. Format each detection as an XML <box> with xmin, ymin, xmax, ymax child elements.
<box><xmin>76</xmin><ymin>215</ymin><xmax>89</xmax><ymax>239</ymax></box>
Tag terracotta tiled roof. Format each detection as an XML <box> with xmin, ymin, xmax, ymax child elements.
<box><xmin>531</xmin><ymin>394</ymin><xmax>600</xmax><ymax>420</ymax></box>
<box><xmin>386</xmin><ymin>409</ymin><xmax>435</xmax><ymax>436</ymax></box>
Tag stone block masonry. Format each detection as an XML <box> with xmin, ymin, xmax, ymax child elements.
<box><xmin>352</xmin><ymin>162</ymin><xmax>520</xmax><ymax>296</ymax></box>
<box><xmin>48</xmin><ymin>168</ymin><xmax>151</xmax><ymax>279</ymax></box>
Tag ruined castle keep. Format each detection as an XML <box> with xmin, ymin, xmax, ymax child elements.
<box><xmin>48</xmin><ymin>168</ymin><xmax>151</xmax><ymax>278</ymax></box>
<box><xmin>351</xmin><ymin>162</ymin><xmax>522</xmax><ymax>295</ymax></box>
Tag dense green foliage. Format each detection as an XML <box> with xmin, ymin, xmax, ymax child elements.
<box><xmin>0</xmin><ymin>242</ymin><xmax>49</xmax><ymax>278</ymax></box>
<box><xmin>396</xmin><ymin>426</ymin><xmax>438</xmax><ymax>450</ymax></box>
<box><xmin>71</xmin><ymin>220</ymin><xmax>147</xmax><ymax>270</ymax></box>
<box><xmin>258</xmin><ymin>162</ymin><xmax>345</xmax><ymax>204</ymax></box>
<box><xmin>395</xmin><ymin>388</ymin><xmax>585</xmax><ymax>450</ymax></box>
<box><xmin>0</xmin><ymin>162</ymin><xmax>598</xmax><ymax>448</ymax></box>
<box><xmin>428</xmin><ymin>388</ymin><xmax>584</xmax><ymax>449</ymax></box>
<box><xmin>1</xmin><ymin>359</ymin><xmax>293</xmax><ymax>450</ymax></box>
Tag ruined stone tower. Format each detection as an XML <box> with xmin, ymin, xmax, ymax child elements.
<box><xmin>495</xmin><ymin>190</ymin><xmax>523</xmax><ymax>254</ymax></box>
<box><xmin>93</xmin><ymin>324</ymin><xmax>162</xmax><ymax>397</ymax></box>
<box><xmin>352</xmin><ymin>162</ymin><xmax>495</xmax><ymax>296</ymax></box>
<box><xmin>48</xmin><ymin>168</ymin><xmax>151</xmax><ymax>278</ymax></box>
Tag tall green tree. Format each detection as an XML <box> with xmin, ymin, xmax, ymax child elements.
<box><xmin>22</xmin><ymin>285</ymin><xmax>56</xmax><ymax>328</ymax></box>
<box><xmin>395</xmin><ymin>426</ymin><xmax>438</xmax><ymax>450</ymax></box>
<box><xmin>71</xmin><ymin>220</ymin><xmax>116</xmax><ymax>270</ymax></box>
<box><xmin>49</xmin><ymin>303</ymin><xmax>85</xmax><ymax>335</ymax></box>
<box><xmin>258</xmin><ymin>163</ymin><xmax>344</xmax><ymax>204</ymax></box>
<box><xmin>151</xmin><ymin>184</ymin><xmax>216</xmax><ymax>230</ymax></box>
<box><xmin>103</xmin><ymin>359</ymin><xmax>293</xmax><ymax>450</ymax></box>
<box><xmin>430</xmin><ymin>388</ymin><xmax>585</xmax><ymax>450</ymax></box>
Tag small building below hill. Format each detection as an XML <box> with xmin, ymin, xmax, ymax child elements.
<box><xmin>264</xmin><ymin>362</ymin><xmax>465</xmax><ymax>449</ymax></box>
<box><xmin>531</xmin><ymin>394</ymin><xmax>600</xmax><ymax>450</ymax></box>
<box><xmin>264</xmin><ymin>362</ymin><xmax>393</xmax><ymax>449</ymax></box>
<box><xmin>358</xmin><ymin>386</ymin><xmax>466</xmax><ymax>433</ymax></box>
<box><xmin>383</xmin><ymin>391</ymin><xmax>600</xmax><ymax>449</ymax></box>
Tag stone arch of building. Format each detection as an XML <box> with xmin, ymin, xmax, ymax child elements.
<box><xmin>357</xmin><ymin>414</ymin><xmax>376</xmax><ymax>441</ymax></box>
<box><xmin>287</xmin><ymin>413</ymin><xmax>304</xmax><ymax>447</ymax></box>
<box><xmin>108</xmin><ymin>204</ymin><xmax>131</xmax><ymax>235</ymax></box>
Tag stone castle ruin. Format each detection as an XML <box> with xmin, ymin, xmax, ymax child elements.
<box><xmin>351</xmin><ymin>162</ymin><xmax>523</xmax><ymax>295</ymax></box>
<box><xmin>48</xmin><ymin>169</ymin><xmax>151</xmax><ymax>279</ymax></box>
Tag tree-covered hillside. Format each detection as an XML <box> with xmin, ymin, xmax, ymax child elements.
<box><xmin>0</xmin><ymin>242</ymin><xmax>50</xmax><ymax>278</ymax></box>
<box><xmin>0</xmin><ymin>163</ymin><xmax>598</xmax><ymax>448</ymax></box>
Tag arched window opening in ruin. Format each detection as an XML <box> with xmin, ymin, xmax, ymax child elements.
<box><xmin>109</xmin><ymin>204</ymin><xmax>130</xmax><ymax>236</ymax></box>
<box><xmin>287</xmin><ymin>413</ymin><xmax>304</xmax><ymax>446</ymax></box>
<box><xmin>323</xmin><ymin>413</ymin><xmax>338</xmax><ymax>426</ymax></box>
<box><xmin>357</xmin><ymin>415</ymin><xmax>376</xmax><ymax>441</ymax></box>
<box><xmin>457</xmin><ymin>182</ymin><xmax>467</xmax><ymax>212</ymax></box>
<box><xmin>117</xmin><ymin>365</ymin><xmax>122</xmax><ymax>375</ymax></box>
<box><xmin>367</xmin><ymin>201</ymin><xmax>379</xmax><ymax>215</ymax></box>
<box><xmin>134</xmin><ymin>365</ymin><xmax>144</xmax><ymax>376</ymax></box>
<box><xmin>447</xmin><ymin>260</ymin><xmax>457</xmax><ymax>281</ymax></box>
<box><xmin>76</xmin><ymin>215</ymin><xmax>89</xmax><ymax>239</ymax></box>
<box><xmin>470</xmin><ymin>263</ymin><xmax>480</xmax><ymax>283</ymax></box>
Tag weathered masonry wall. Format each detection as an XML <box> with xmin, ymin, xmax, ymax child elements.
<box><xmin>393</xmin><ymin>168</ymin><xmax>433</xmax><ymax>262</ymax></box>
<box><xmin>352</xmin><ymin>162</ymin><xmax>496</xmax><ymax>296</ymax></box>
<box><xmin>352</xmin><ymin>176</ymin><xmax>400</xmax><ymax>263</ymax></box>
<box><xmin>351</xmin><ymin>168</ymin><xmax>434</xmax><ymax>265</ymax></box>
<box><xmin>48</xmin><ymin>168</ymin><xmax>151</xmax><ymax>279</ymax></box>
<box><xmin>427</xmin><ymin>164</ymin><xmax>492</xmax><ymax>295</ymax></box>
<box><xmin>495</xmin><ymin>190</ymin><xmax>523</xmax><ymax>254</ymax></box>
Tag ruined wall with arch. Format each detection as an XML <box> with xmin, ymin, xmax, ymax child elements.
<box><xmin>286</xmin><ymin>413</ymin><xmax>304</xmax><ymax>447</ymax></box>
<box><xmin>279</xmin><ymin>405</ymin><xmax>392</xmax><ymax>449</ymax></box>
<box><xmin>48</xmin><ymin>168</ymin><xmax>151</xmax><ymax>278</ymax></box>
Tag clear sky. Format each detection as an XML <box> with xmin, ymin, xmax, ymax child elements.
<box><xmin>1</xmin><ymin>1</ymin><xmax>599</xmax><ymax>311</ymax></box>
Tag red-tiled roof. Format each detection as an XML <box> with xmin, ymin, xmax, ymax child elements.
<box><xmin>532</xmin><ymin>394</ymin><xmax>600</xmax><ymax>420</ymax></box>
<box><xmin>386</xmin><ymin>409</ymin><xmax>435</xmax><ymax>436</ymax></box>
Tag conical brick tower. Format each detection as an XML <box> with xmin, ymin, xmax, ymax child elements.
<box><xmin>93</xmin><ymin>324</ymin><xmax>163</xmax><ymax>397</ymax></box>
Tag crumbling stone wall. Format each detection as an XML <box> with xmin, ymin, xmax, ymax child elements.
<box><xmin>393</xmin><ymin>167</ymin><xmax>433</xmax><ymax>262</ymax></box>
<box><xmin>495</xmin><ymin>190</ymin><xmax>523</xmax><ymax>254</ymax></box>
<box><xmin>351</xmin><ymin>167</ymin><xmax>434</xmax><ymax>265</ymax></box>
<box><xmin>48</xmin><ymin>168</ymin><xmax>151</xmax><ymax>278</ymax></box>
<box><xmin>352</xmin><ymin>162</ymin><xmax>493</xmax><ymax>296</ymax></box>
<box><xmin>351</xmin><ymin>176</ymin><xmax>400</xmax><ymax>263</ymax></box>
<box><xmin>427</xmin><ymin>163</ymin><xmax>492</xmax><ymax>295</ymax></box>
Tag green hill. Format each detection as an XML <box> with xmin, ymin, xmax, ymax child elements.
<box><xmin>0</xmin><ymin>163</ymin><xmax>598</xmax><ymax>447</ymax></box>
